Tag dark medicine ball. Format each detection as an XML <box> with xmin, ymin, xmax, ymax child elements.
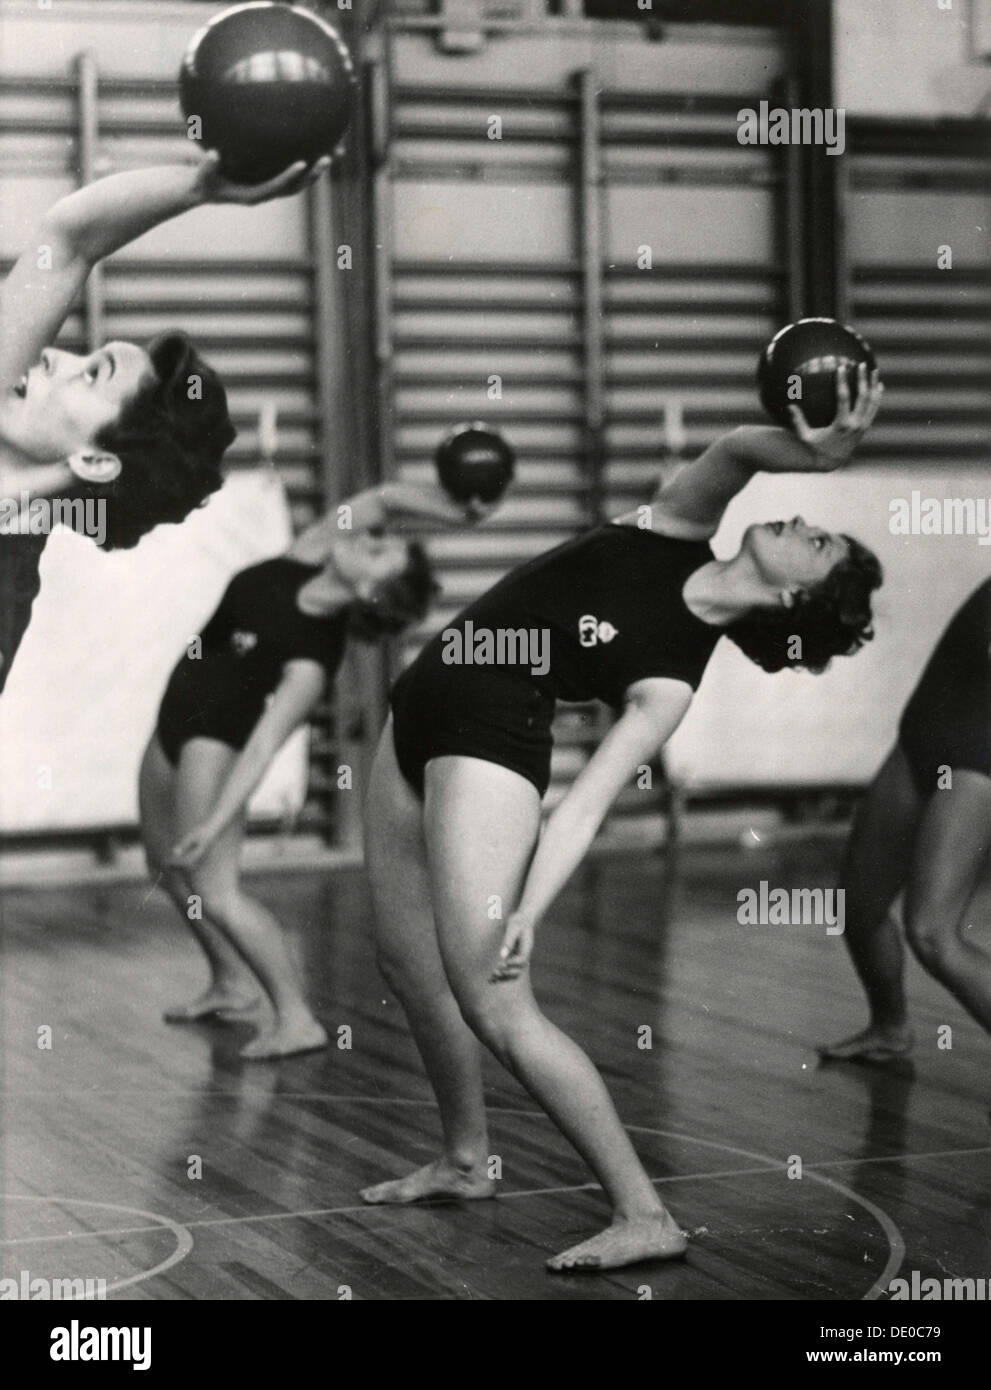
<box><xmin>758</xmin><ymin>318</ymin><xmax>876</xmax><ymax>430</ymax></box>
<box><xmin>435</xmin><ymin>424</ymin><xmax>516</xmax><ymax>504</ymax></box>
<box><xmin>180</xmin><ymin>2</ymin><xmax>356</xmax><ymax>185</ymax></box>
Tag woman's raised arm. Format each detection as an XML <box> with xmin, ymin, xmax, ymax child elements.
<box><xmin>632</xmin><ymin>365</ymin><xmax>883</xmax><ymax>539</ymax></box>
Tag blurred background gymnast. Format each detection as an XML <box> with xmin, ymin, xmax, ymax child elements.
<box><xmin>143</xmin><ymin>477</ymin><xmax>503</xmax><ymax>1059</ymax></box>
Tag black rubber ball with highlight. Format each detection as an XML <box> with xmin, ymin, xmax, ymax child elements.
<box><xmin>435</xmin><ymin>424</ymin><xmax>516</xmax><ymax>505</ymax></box>
<box><xmin>180</xmin><ymin>2</ymin><xmax>356</xmax><ymax>185</ymax></box>
<box><xmin>758</xmin><ymin>318</ymin><xmax>877</xmax><ymax>430</ymax></box>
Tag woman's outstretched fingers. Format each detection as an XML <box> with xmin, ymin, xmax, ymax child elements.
<box><xmin>834</xmin><ymin>363</ymin><xmax>852</xmax><ymax>427</ymax></box>
<box><xmin>787</xmin><ymin>360</ymin><xmax>883</xmax><ymax>468</ymax></box>
<box><xmin>305</xmin><ymin>155</ymin><xmax>333</xmax><ymax>185</ymax></box>
<box><xmin>860</xmin><ymin>369</ymin><xmax>884</xmax><ymax>429</ymax></box>
<box><xmin>787</xmin><ymin>401</ymin><xmax>814</xmax><ymax>442</ymax></box>
<box><xmin>249</xmin><ymin>159</ymin><xmax>310</xmax><ymax>200</ymax></box>
<box><xmin>849</xmin><ymin>362</ymin><xmax>867</xmax><ymax>427</ymax></box>
<box><xmin>849</xmin><ymin>363</ymin><xmax>883</xmax><ymax>432</ymax></box>
<box><xmin>212</xmin><ymin>159</ymin><xmax>310</xmax><ymax>206</ymax></box>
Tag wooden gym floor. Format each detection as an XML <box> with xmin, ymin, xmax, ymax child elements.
<box><xmin>2</xmin><ymin>843</ymin><xmax>989</xmax><ymax>1301</ymax></box>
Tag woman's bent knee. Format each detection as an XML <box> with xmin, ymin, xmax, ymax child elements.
<box><xmin>458</xmin><ymin>988</ymin><xmax>533</xmax><ymax>1064</ymax></box>
<box><xmin>189</xmin><ymin>880</ymin><xmax>239</xmax><ymax>925</ymax></box>
<box><xmin>905</xmin><ymin>914</ymin><xmax>958</xmax><ymax>974</ymax></box>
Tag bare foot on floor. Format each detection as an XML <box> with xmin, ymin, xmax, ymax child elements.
<box><xmin>239</xmin><ymin>1018</ymin><xmax>328</xmax><ymax>1060</ymax></box>
<box><xmin>820</xmin><ymin>1024</ymin><xmax>913</xmax><ymax>1064</ymax></box>
<box><xmin>360</xmin><ymin>1158</ymin><xmax>496</xmax><ymax>1205</ymax></box>
<box><xmin>164</xmin><ymin>988</ymin><xmax>260</xmax><ymax>1024</ymax></box>
<box><xmin>547</xmin><ymin>1212</ymin><xmax>687</xmax><ymax>1272</ymax></box>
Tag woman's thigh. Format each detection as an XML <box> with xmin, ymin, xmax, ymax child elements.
<box><xmin>138</xmin><ymin>733</ymin><xmax>180</xmax><ymax>868</ymax></box>
<box><xmin>423</xmin><ymin>755</ymin><xmax>543</xmax><ymax>1006</ymax></box>
<box><xmin>363</xmin><ymin>718</ymin><xmax>447</xmax><ymax>990</ymax></box>
<box><xmin>843</xmin><ymin>744</ymin><xmax>923</xmax><ymax>919</ymax></box>
<box><xmin>904</xmin><ymin>770</ymin><xmax>991</xmax><ymax>952</ymax></box>
<box><xmin>175</xmin><ymin>739</ymin><xmax>245</xmax><ymax>896</ymax></box>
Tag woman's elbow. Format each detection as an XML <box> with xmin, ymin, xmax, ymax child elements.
<box><xmin>37</xmin><ymin>214</ymin><xmax>80</xmax><ymax>267</ymax></box>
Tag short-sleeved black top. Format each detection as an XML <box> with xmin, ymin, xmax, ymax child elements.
<box><xmin>195</xmin><ymin>556</ymin><xmax>349</xmax><ymax>682</ymax></box>
<box><xmin>156</xmin><ymin>556</ymin><xmax>350</xmax><ymax>764</ymax></box>
<box><xmin>388</xmin><ymin>524</ymin><xmax>721</xmax><ymax>798</ymax></box>
<box><xmin>438</xmin><ymin>523</ymin><xmax>720</xmax><ymax>706</ymax></box>
<box><xmin>0</xmin><ymin>533</ymin><xmax>46</xmax><ymax>696</ymax></box>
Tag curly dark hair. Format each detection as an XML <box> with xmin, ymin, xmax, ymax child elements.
<box><xmin>348</xmin><ymin>540</ymin><xmax>440</xmax><ymax>643</ymax></box>
<box><xmin>79</xmin><ymin>331</ymin><xmax>235</xmax><ymax>550</ymax></box>
<box><xmin>724</xmin><ymin>534</ymin><xmax>883</xmax><ymax>674</ymax></box>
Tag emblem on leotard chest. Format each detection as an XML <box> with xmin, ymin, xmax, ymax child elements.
<box><xmin>231</xmin><ymin>630</ymin><xmax>259</xmax><ymax>656</ymax></box>
<box><xmin>578</xmin><ymin>614</ymin><xmax>619</xmax><ymax>648</ymax></box>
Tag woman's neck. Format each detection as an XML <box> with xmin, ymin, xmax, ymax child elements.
<box><xmin>287</xmin><ymin>528</ymin><xmax>336</xmax><ymax>566</ymax></box>
<box><xmin>682</xmin><ymin>554</ymin><xmax>775</xmax><ymax>627</ymax></box>
<box><xmin>294</xmin><ymin>564</ymin><xmax>352</xmax><ymax>618</ymax></box>
<box><xmin>0</xmin><ymin>447</ymin><xmax>74</xmax><ymax>507</ymax></box>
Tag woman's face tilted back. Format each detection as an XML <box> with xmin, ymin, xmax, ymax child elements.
<box><xmin>0</xmin><ymin>342</ymin><xmax>153</xmax><ymax>462</ymax></box>
<box><xmin>328</xmin><ymin>529</ymin><xmax>411</xmax><ymax>601</ymax></box>
<box><xmin>742</xmin><ymin>516</ymin><xmax>851</xmax><ymax>593</ymax></box>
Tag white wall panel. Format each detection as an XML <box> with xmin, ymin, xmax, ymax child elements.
<box><xmin>835</xmin><ymin>0</ymin><xmax>987</xmax><ymax>118</ymax></box>
<box><xmin>0</xmin><ymin>472</ymin><xmax>307</xmax><ymax>832</ymax></box>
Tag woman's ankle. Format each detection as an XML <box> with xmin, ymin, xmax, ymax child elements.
<box><xmin>445</xmin><ymin>1146</ymin><xmax>489</xmax><ymax>1174</ymax></box>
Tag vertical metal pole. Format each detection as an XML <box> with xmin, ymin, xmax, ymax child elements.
<box><xmin>309</xmin><ymin>180</ymin><xmax>337</xmax><ymax>495</ymax></box>
<box><xmin>308</xmin><ymin>172</ymin><xmax>365</xmax><ymax>852</ymax></box>
<box><xmin>331</xmin><ymin>7</ymin><xmax>379</xmax><ymax>496</ymax></box>
<box><xmin>344</xmin><ymin>41</ymin><xmax>391</xmax><ymax>748</ymax></box>
<box><xmin>75</xmin><ymin>51</ymin><xmax>103</xmax><ymax>350</ymax></box>
<box><xmin>578</xmin><ymin>68</ymin><xmax>605</xmax><ymax>527</ymax></box>
<box><xmin>347</xmin><ymin>35</ymin><xmax>393</xmax><ymax>833</ymax></box>
<box><xmin>783</xmin><ymin>75</ymin><xmax>806</xmax><ymax>322</ymax></box>
<box><xmin>792</xmin><ymin>0</ymin><xmax>841</xmax><ymax>317</ymax></box>
<box><xmin>367</xmin><ymin>36</ymin><xmax>401</xmax><ymax>731</ymax></box>
<box><xmin>309</xmin><ymin>174</ymin><xmax>343</xmax><ymax>504</ymax></box>
<box><xmin>369</xmin><ymin>43</ymin><xmax>395</xmax><ymax>484</ymax></box>
<box><xmin>308</xmin><ymin>30</ymin><xmax>401</xmax><ymax>849</ymax></box>
<box><xmin>833</xmin><ymin>136</ymin><xmax>851</xmax><ymax>324</ymax></box>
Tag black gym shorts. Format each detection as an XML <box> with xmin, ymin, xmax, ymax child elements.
<box><xmin>390</xmin><ymin>657</ymin><xmax>555</xmax><ymax>799</ymax></box>
<box><xmin>156</xmin><ymin>654</ymin><xmax>266</xmax><ymax>768</ymax></box>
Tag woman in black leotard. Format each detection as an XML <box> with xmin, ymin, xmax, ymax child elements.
<box><xmin>140</xmin><ymin>480</ymin><xmax>487</xmax><ymax>1060</ymax></box>
<box><xmin>361</xmin><ymin>368</ymin><xmax>884</xmax><ymax>1273</ymax></box>
<box><xmin>824</xmin><ymin>577</ymin><xmax>991</xmax><ymax>1064</ymax></box>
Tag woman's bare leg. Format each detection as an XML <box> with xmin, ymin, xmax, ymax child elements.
<box><xmin>424</xmin><ymin>755</ymin><xmax>685</xmax><ymax>1271</ymax></box>
<box><xmin>903</xmin><ymin>770</ymin><xmax>991</xmax><ymax>1033</ymax></box>
<box><xmin>823</xmin><ymin>746</ymin><xmax>922</xmax><ymax>1060</ymax></box>
<box><xmin>176</xmin><ymin>739</ymin><xmax>327</xmax><ymax>1059</ymax></box>
<box><xmin>138</xmin><ymin>734</ymin><xmax>260</xmax><ymax>1021</ymax></box>
<box><xmin>361</xmin><ymin>721</ymin><xmax>494</xmax><ymax>1202</ymax></box>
